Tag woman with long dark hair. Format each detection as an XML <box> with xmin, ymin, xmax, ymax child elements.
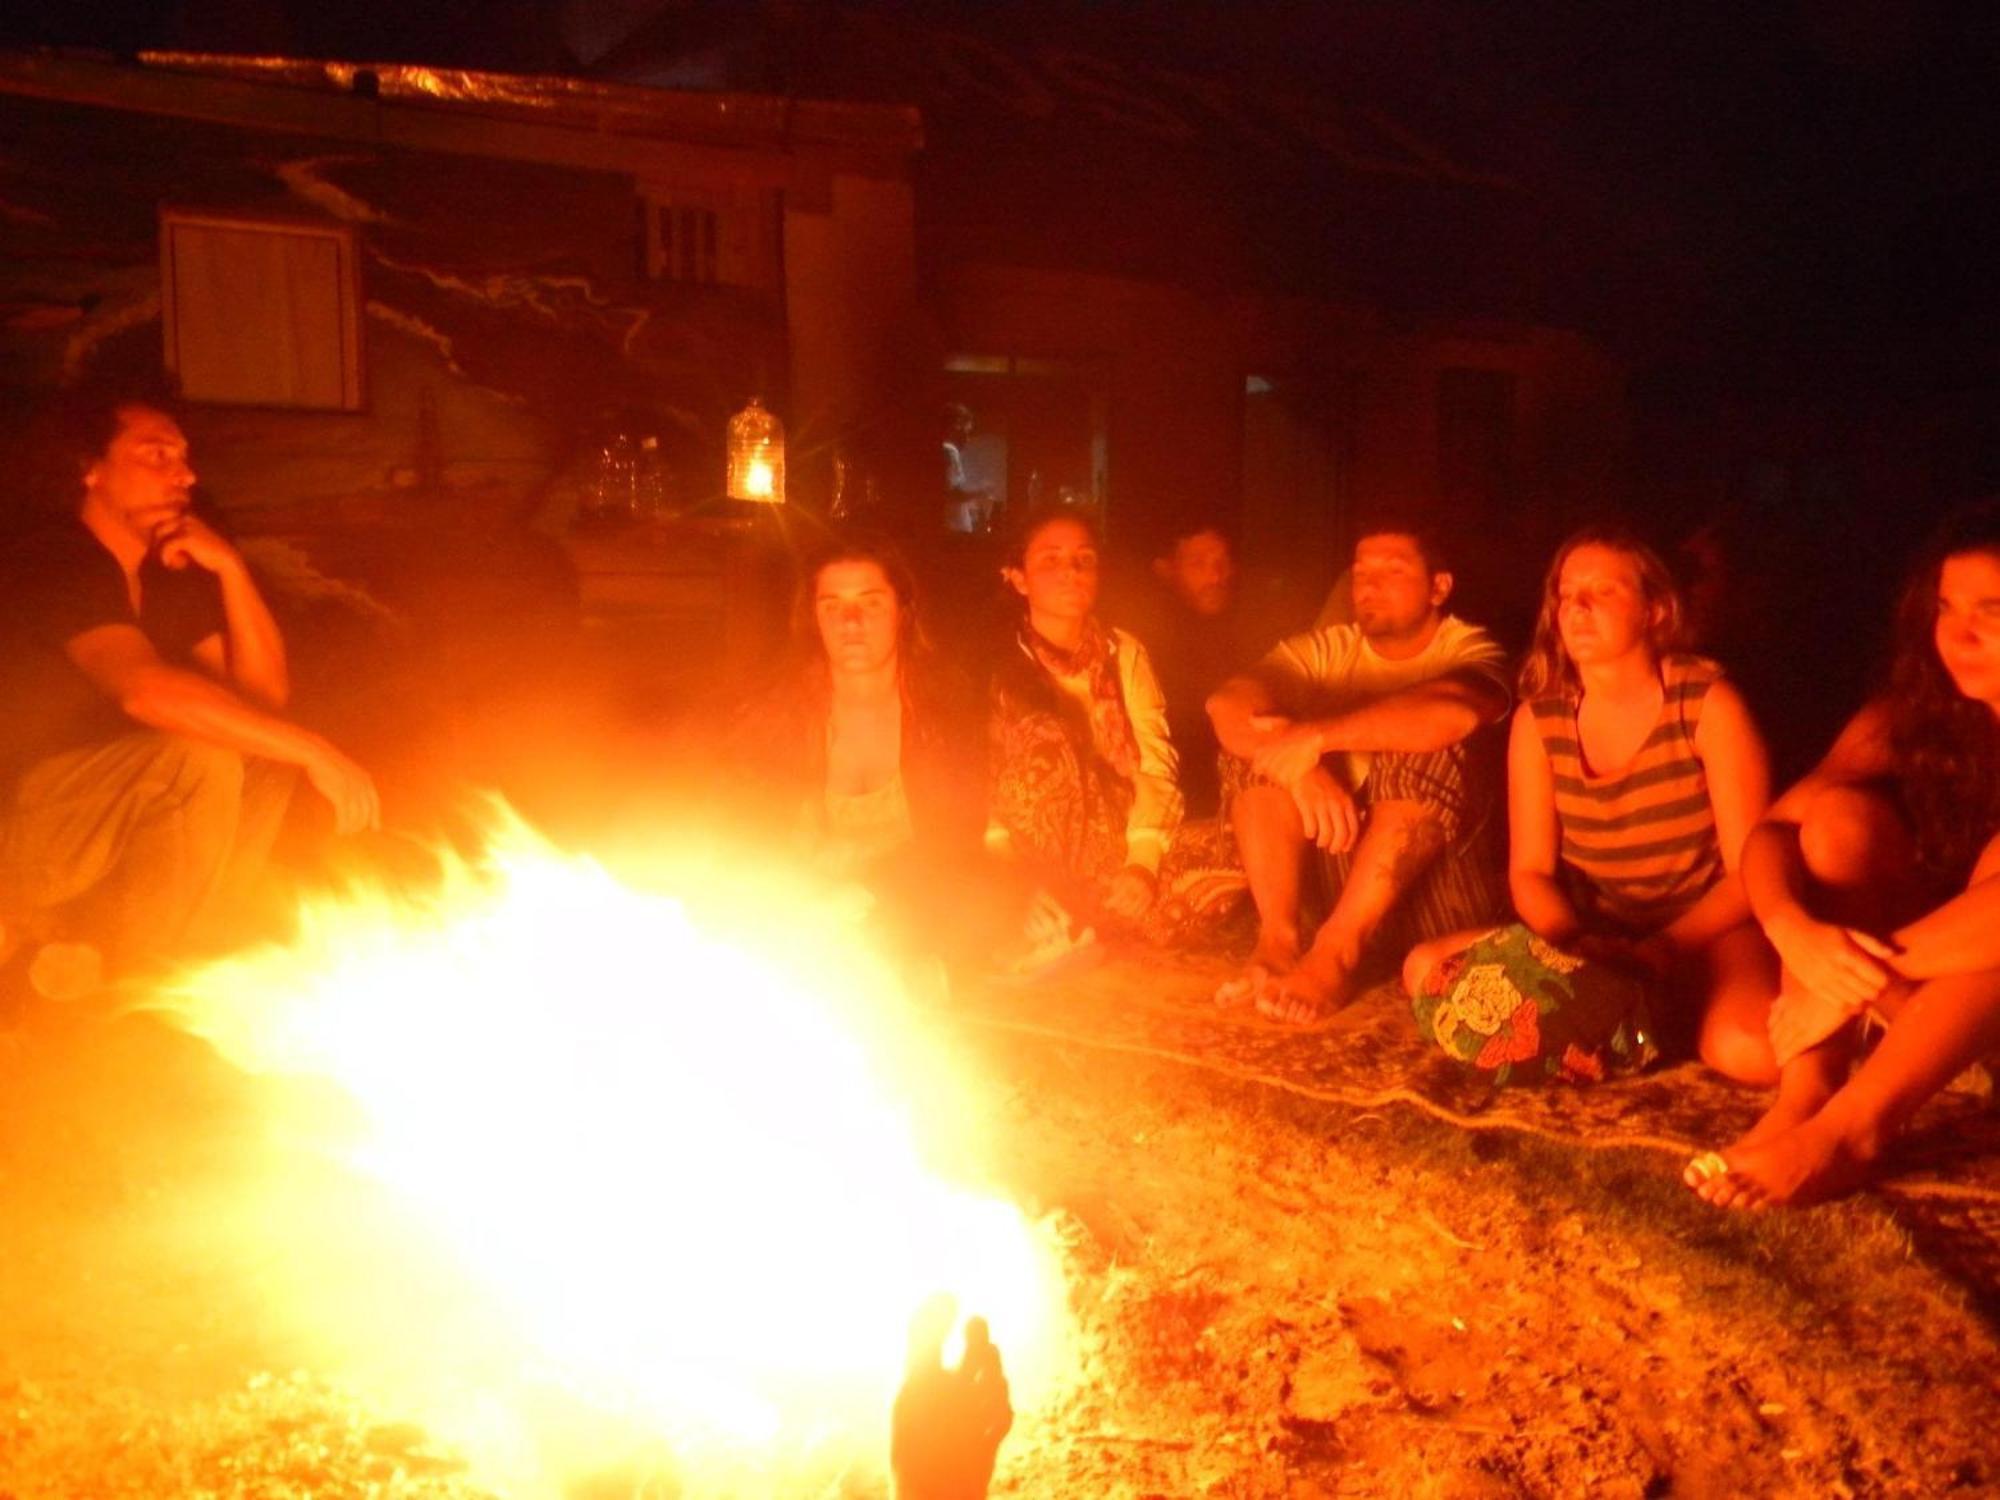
<box><xmin>1404</xmin><ymin>528</ymin><xmax>1777</xmax><ymax>1086</ymax></box>
<box><xmin>728</xmin><ymin>530</ymin><xmax>983</xmax><ymax>898</ymax></box>
<box><xmin>1688</xmin><ymin>500</ymin><xmax>2000</xmax><ymax>1207</ymax></box>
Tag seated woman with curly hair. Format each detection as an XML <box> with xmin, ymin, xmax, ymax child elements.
<box><xmin>1688</xmin><ymin>501</ymin><xmax>2000</xmax><ymax>1207</ymax></box>
<box><xmin>1404</xmin><ymin>528</ymin><xmax>1779</xmax><ymax>1088</ymax></box>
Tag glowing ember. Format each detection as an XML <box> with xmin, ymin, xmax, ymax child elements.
<box><xmin>152</xmin><ymin>806</ymin><xmax>1071</xmax><ymax>1493</ymax></box>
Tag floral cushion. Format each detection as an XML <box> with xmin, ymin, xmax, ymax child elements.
<box><xmin>1410</xmin><ymin>923</ymin><xmax>1660</xmax><ymax>1087</ymax></box>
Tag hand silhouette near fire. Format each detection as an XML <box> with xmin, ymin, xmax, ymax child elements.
<box><xmin>891</xmin><ymin>1294</ymin><xmax>1013</xmax><ymax>1500</ymax></box>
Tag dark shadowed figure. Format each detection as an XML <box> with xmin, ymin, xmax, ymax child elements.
<box><xmin>942</xmin><ymin>403</ymin><xmax>997</xmax><ymax>536</ymax></box>
<box><xmin>890</xmin><ymin>1296</ymin><xmax>1012</xmax><ymax>1500</ymax></box>
<box><xmin>1135</xmin><ymin>518</ymin><xmax>1258</xmax><ymax>820</ymax></box>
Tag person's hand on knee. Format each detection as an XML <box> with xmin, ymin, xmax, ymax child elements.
<box><xmin>1762</xmin><ymin>910</ymin><xmax>1896</xmax><ymax>1014</ymax></box>
<box><xmin>304</xmin><ymin>744</ymin><xmax>380</xmax><ymax>835</ymax></box>
<box><xmin>1022</xmin><ymin>889</ymin><xmax>1072</xmax><ymax>948</ymax></box>
<box><xmin>1290</xmin><ymin>767</ymin><xmax>1358</xmax><ymax>853</ymax></box>
<box><xmin>1103</xmin><ymin>865</ymin><xmax>1157</xmax><ymax>920</ymax></box>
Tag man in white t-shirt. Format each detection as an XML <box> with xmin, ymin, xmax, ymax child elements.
<box><xmin>1206</xmin><ymin>522</ymin><xmax>1510</xmax><ymax>1023</ymax></box>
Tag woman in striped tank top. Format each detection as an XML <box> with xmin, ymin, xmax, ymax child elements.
<box><xmin>1405</xmin><ymin>529</ymin><xmax>1781</xmax><ymax>1082</ymax></box>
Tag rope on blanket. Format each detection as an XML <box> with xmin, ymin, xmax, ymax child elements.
<box><xmin>957</xmin><ymin>1009</ymin><xmax>2000</xmax><ymax>1208</ymax></box>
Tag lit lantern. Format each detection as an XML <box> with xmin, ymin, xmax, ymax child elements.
<box><xmin>726</xmin><ymin>396</ymin><xmax>785</xmax><ymax>504</ymax></box>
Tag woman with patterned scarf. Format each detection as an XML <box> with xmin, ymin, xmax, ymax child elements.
<box><xmin>987</xmin><ymin>503</ymin><xmax>1185</xmax><ymax>950</ymax></box>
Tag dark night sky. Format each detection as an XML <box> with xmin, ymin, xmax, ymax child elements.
<box><xmin>2</xmin><ymin>0</ymin><xmax>1989</xmax><ymax>763</ymax></box>
<box><xmin>5</xmin><ymin>0</ymin><xmax>1997</xmax><ymax>392</ymax></box>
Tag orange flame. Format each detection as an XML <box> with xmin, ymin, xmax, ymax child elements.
<box><xmin>153</xmin><ymin>805</ymin><xmax>1071</xmax><ymax>1493</ymax></box>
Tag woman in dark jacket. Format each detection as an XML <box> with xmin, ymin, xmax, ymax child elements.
<box><xmin>728</xmin><ymin>531</ymin><xmax>989</xmax><ymax>954</ymax></box>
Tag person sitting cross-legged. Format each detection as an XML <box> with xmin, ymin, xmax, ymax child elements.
<box><xmin>986</xmin><ymin>502</ymin><xmax>1182</xmax><ymax>947</ymax></box>
<box><xmin>1688</xmin><ymin>500</ymin><xmax>2000</xmax><ymax>1209</ymax></box>
<box><xmin>1403</xmin><ymin>529</ymin><xmax>1779</xmax><ymax>1087</ymax></box>
<box><xmin>1207</xmin><ymin>518</ymin><xmax>1510</xmax><ymax>1024</ymax></box>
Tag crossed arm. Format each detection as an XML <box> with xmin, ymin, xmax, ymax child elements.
<box><xmin>1207</xmin><ymin>667</ymin><xmax>1507</xmax><ymax>851</ymax></box>
<box><xmin>1207</xmin><ymin>668</ymin><xmax>1508</xmax><ymax>774</ymax></box>
<box><xmin>1744</xmin><ymin>702</ymin><xmax>2000</xmax><ymax>1002</ymax></box>
<box><xmin>1889</xmin><ymin>876</ymin><xmax>2000</xmax><ymax>979</ymax></box>
<box><xmin>65</xmin><ymin>550</ymin><xmax>378</xmax><ymax>835</ymax></box>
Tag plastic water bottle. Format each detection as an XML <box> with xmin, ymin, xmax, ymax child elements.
<box><xmin>636</xmin><ymin>434</ymin><xmax>670</xmax><ymax>518</ymax></box>
<box><xmin>590</xmin><ymin>432</ymin><xmax>635</xmax><ymax>521</ymax></box>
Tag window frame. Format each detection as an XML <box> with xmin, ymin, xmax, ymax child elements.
<box><xmin>159</xmin><ymin>206</ymin><xmax>366</xmax><ymax>412</ymax></box>
<box><xmin>637</xmin><ymin>182</ymin><xmax>779</xmax><ymax>294</ymax></box>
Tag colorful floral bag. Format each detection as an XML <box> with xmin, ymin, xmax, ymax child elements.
<box><xmin>1410</xmin><ymin>923</ymin><xmax>1661</xmax><ymax>1087</ymax></box>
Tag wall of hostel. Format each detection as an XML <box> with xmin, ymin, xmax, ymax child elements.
<box><xmin>0</xmin><ymin>91</ymin><xmax>786</xmax><ymax>559</ymax></box>
<box><xmin>933</xmin><ymin>264</ymin><xmax>1241</xmax><ymax>536</ymax></box>
<box><xmin>936</xmin><ymin>260</ymin><xmax>1626</xmax><ymax>636</ymax></box>
<box><xmin>783</xmin><ymin>172</ymin><xmax>921</xmax><ymax>495</ymax></box>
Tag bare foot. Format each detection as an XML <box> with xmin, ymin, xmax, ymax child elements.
<box><xmin>1254</xmin><ymin>952</ymin><xmax>1355</xmax><ymax>1027</ymax></box>
<box><xmin>1683</xmin><ymin>1090</ymin><xmax>1835</xmax><ymax>1193</ymax></box>
<box><xmin>1683</xmin><ymin>1051</ymin><xmax>1845</xmax><ymax>1193</ymax></box>
<box><xmin>1687</xmin><ymin>1114</ymin><xmax>1879</xmax><ymax>1210</ymax></box>
<box><xmin>1216</xmin><ymin>929</ymin><xmax>1298</xmax><ymax>1009</ymax></box>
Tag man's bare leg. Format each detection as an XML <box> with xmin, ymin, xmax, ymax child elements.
<box><xmin>1216</xmin><ymin>782</ymin><xmax>1306</xmax><ymax>1007</ymax></box>
<box><xmin>1261</xmin><ymin>799</ymin><xmax>1446</xmax><ymax>1025</ymax></box>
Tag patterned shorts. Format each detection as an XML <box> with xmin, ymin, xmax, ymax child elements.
<box><xmin>1220</xmin><ymin>737</ymin><xmax>1507</xmax><ymax>951</ymax></box>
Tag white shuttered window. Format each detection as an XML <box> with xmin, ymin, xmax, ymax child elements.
<box><xmin>161</xmin><ymin>211</ymin><xmax>364</xmax><ymax>411</ymax></box>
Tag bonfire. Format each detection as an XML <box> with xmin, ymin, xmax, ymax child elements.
<box><xmin>6</xmin><ymin>811</ymin><xmax>1998</xmax><ymax>1497</ymax></box>
<box><xmin>147</xmin><ymin>805</ymin><xmax>1073</xmax><ymax>1497</ymax></box>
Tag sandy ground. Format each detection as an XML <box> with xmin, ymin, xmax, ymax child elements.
<box><xmin>965</xmin><ymin>1017</ymin><xmax>1998</xmax><ymax>1498</ymax></box>
<box><xmin>1</xmin><ymin>982</ymin><xmax>1996</xmax><ymax>1499</ymax></box>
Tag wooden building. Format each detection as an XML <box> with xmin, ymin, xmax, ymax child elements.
<box><xmin>0</xmin><ymin>49</ymin><xmax>923</xmax><ymax>673</ymax></box>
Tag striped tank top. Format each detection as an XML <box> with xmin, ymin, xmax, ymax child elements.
<box><xmin>1529</xmin><ymin>654</ymin><xmax>1723</xmax><ymax>933</ymax></box>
